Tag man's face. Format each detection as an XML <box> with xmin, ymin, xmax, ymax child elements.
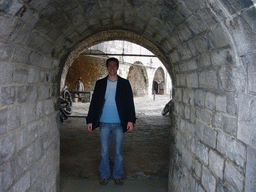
<box><xmin>107</xmin><ymin>61</ymin><xmax>118</xmax><ymax>76</ymax></box>
<box><xmin>78</xmin><ymin>80</ymin><xmax>81</xmax><ymax>84</ymax></box>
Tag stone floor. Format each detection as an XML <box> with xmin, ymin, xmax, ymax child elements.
<box><xmin>60</xmin><ymin>94</ymin><xmax>172</xmax><ymax>191</ymax></box>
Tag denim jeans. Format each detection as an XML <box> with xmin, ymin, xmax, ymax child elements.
<box><xmin>98</xmin><ymin>122</ymin><xmax>124</xmax><ymax>179</ymax></box>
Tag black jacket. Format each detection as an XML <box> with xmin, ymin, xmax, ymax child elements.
<box><xmin>86</xmin><ymin>75</ymin><xmax>136</xmax><ymax>132</ymax></box>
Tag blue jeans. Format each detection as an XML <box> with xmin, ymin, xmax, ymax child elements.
<box><xmin>99</xmin><ymin>123</ymin><xmax>124</xmax><ymax>179</ymax></box>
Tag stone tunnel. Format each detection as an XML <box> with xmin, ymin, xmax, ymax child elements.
<box><xmin>0</xmin><ymin>0</ymin><xmax>256</xmax><ymax>191</ymax></box>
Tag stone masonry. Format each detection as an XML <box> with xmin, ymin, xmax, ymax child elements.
<box><xmin>0</xmin><ymin>0</ymin><xmax>256</xmax><ymax>192</ymax></box>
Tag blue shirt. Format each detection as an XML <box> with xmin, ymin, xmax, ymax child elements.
<box><xmin>100</xmin><ymin>79</ymin><xmax>121</xmax><ymax>123</ymax></box>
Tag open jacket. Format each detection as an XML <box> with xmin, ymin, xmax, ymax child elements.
<box><xmin>86</xmin><ymin>75</ymin><xmax>136</xmax><ymax>133</ymax></box>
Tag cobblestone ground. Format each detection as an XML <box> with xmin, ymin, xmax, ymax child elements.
<box><xmin>60</xmin><ymin>95</ymin><xmax>172</xmax><ymax>180</ymax></box>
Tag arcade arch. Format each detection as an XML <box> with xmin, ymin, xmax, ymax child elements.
<box><xmin>127</xmin><ymin>61</ymin><xmax>149</xmax><ymax>97</ymax></box>
<box><xmin>153</xmin><ymin>67</ymin><xmax>165</xmax><ymax>94</ymax></box>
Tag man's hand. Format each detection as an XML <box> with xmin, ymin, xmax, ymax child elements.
<box><xmin>87</xmin><ymin>123</ymin><xmax>93</xmax><ymax>132</ymax></box>
<box><xmin>127</xmin><ymin>122</ymin><xmax>134</xmax><ymax>131</ymax></box>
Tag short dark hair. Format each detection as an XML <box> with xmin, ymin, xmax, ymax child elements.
<box><xmin>106</xmin><ymin>57</ymin><xmax>119</xmax><ymax>68</ymax></box>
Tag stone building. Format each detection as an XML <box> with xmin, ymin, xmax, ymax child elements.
<box><xmin>0</xmin><ymin>0</ymin><xmax>255</xmax><ymax>191</ymax></box>
<box><xmin>64</xmin><ymin>40</ymin><xmax>172</xmax><ymax>98</ymax></box>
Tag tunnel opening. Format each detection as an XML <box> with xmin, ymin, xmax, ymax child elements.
<box><xmin>2</xmin><ymin>0</ymin><xmax>256</xmax><ymax>191</ymax></box>
<box><xmin>59</xmin><ymin>40</ymin><xmax>174</xmax><ymax>188</ymax></box>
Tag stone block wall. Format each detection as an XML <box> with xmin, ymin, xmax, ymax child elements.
<box><xmin>65</xmin><ymin>54</ymin><xmax>108</xmax><ymax>92</ymax></box>
<box><xmin>168</xmin><ymin>1</ymin><xmax>256</xmax><ymax>191</ymax></box>
<box><xmin>0</xmin><ymin>42</ymin><xmax>60</xmax><ymax>191</ymax></box>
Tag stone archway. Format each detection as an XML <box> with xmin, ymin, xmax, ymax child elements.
<box><xmin>127</xmin><ymin>61</ymin><xmax>149</xmax><ymax>97</ymax></box>
<box><xmin>60</xmin><ymin>30</ymin><xmax>169</xmax><ymax>92</ymax></box>
<box><xmin>1</xmin><ymin>0</ymin><xmax>256</xmax><ymax>191</ymax></box>
<box><xmin>153</xmin><ymin>67</ymin><xmax>165</xmax><ymax>94</ymax></box>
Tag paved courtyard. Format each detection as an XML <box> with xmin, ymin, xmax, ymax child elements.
<box><xmin>60</xmin><ymin>95</ymin><xmax>172</xmax><ymax>191</ymax></box>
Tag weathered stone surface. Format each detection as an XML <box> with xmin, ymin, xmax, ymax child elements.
<box><xmin>205</xmin><ymin>92</ymin><xmax>215</xmax><ymax>110</ymax></box>
<box><xmin>241</xmin><ymin>6</ymin><xmax>256</xmax><ymax>32</ymax></box>
<box><xmin>227</xmin><ymin>93</ymin><xmax>237</xmax><ymax>115</ymax></box>
<box><xmin>216</xmin><ymin>95</ymin><xmax>227</xmax><ymax>113</ymax></box>
<box><xmin>202</xmin><ymin>166</ymin><xmax>216</xmax><ymax>192</ymax></box>
<box><xmin>3</xmin><ymin>161</ymin><xmax>13</xmax><ymax>190</ymax></box>
<box><xmin>177</xmin><ymin>24</ymin><xmax>193</xmax><ymax>43</ymax></box>
<box><xmin>183</xmin><ymin>88</ymin><xmax>194</xmax><ymax>105</ymax></box>
<box><xmin>0</xmin><ymin>108</ymin><xmax>7</xmax><ymax>134</ymax></box>
<box><xmin>238</xmin><ymin>94</ymin><xmax>256</xmax><ymax>148</ymax></box>
<box><xmin>195</xmin><ymin>89</ymin><xmax>205</xmax><ymax>107</ymax></box>
<box><xmin>37</xmin><ymin>85</ymin><xmax>51</xmax><ymax>100</ymax></box>
<box><xmin>220</xmin><ymin>0</ymin><xmax>252</xmax><ymax>16</ymax></box>
<box><xmin>244</xmin><ymin>53</ymin><xmax>256</xmax><ymax>94</ymax></box>
<box><xmin>196</xmin><ymin>108</ymin><xmax>212</xmax><ymax>125</ymax></box>
<box><xmin>195</xmin><ymin>120</ymin><xmax>204</xmax><ymax>140</ymax></box>
<box><xmin>209</xmin><ymin>150</ymin><xmax>224</xmax><ymax>179</ymax></box>
<box><xmin>217</xmin><ymin>131</ymin><xmax>246</xmax><ymax>168</ymax></box>
<box><xmin>217</xmin><ymin>180</ymin><xmax>232</xmax><ymax>192</ymax></box>
<box><xmin>177</xmin><ymin>43</ymin><xmax>192</xmax><ymax>60</ymax></box>
<box><xmin>170</xmin><ymin>50</ymin><xmax>180</xmax><ymax>63</ymax></box>
<box><xmin>0</xmin><ymin>132</ymin><xmax>15</xmax><ymax>164</ymax></box>
<box><xmin>203</xmin><ymin>126</ymin><xmax>216</xmax><ymax>148</ymax></box>
<box><xmin>198</xmin><ymin>53</ymin><xmax>211</xmax><ymax>68</ymax></box>
<box><xmin>36</xmin><ymin>101</ymin><xmax>45</xmax><ymax>119</ymax></box>
<box><xmin>21</xmin><ymin>102</ymin><xmax>36</xmax><ymax>125</ymax></box>
<box><xmin>199</xmin><ymin>69</ymin><xmax>218</xmax><ymax>89</ymax></box>
<box><xmin>227</xmin><ymin>16</ymin><xmax>256</xmax><ymax>55</ymax></box>
<box><xmin>34</xmin><ymin>137</ymin><xmax>44</xmax><ymax>160</ymax></box>
<box><xmin>12</xmin><ymin>46</ymin><xmax>30</xmax><ymax>64</ymax></box>
<box><xmin>182</xmin><ymin>145</ymin><xmax>192</xmax><ymax>169</ymax></box>
<box><xmin>211</xmin><ymin>49</ymin><xmax>234</xmax><ymax>66</ymax></box>
<box><xmin>194</xmin><ymin>159</ymin><xmax>202</xmax><ymax>178</ymax></box>
<box><xmin>28</xmin><ymin>67</ymin><xmax>40</xmax><ymax>83</ymax></box>
<box><xmin>10</xmin><ymin>21</ymin><xmax>32</xmax><ymax>45</ymax></box>
<box><xmin>13</xmin><ymin>64</ymin><xmax>29</xmax><ymax>84</ymax></box>
<box><xmin>196</xmin><ymin>140</ymin><xmax>209</xmax><ymax>165</ymax></box>
<box><xmin>31</xmin><ymin>160</ymin><xmax>42</xmax><ymax>185</ymax></box>
<box><xmin>44</xmin><ymin>99</ymin><xmax>55</xmax><ymax>115</ymax></box>
<box><xmin>0</xmin><ymin>41</ymin><xmax>14</xmax><ymax>61</ymax></box>
<box><xmin>0</xmin><ymin>15</ymin><xmax>16</xmax><ymax>39</ymax></box>
<box><xmin>187</xmin><ymin>134</ymin><xmax>196</xmax><ymax>154</ymax></box>
<box><xmin>187</xmin><ymin>72</ymin><xmax>199</xmax><ymax>88</ymax></box>
<box><xmin>13</xmin><ymin>171</ymin><xmax>30</xmax><ymax>192</ymax></box>
<box><xmin>224</xmin><ymin>161</ymin><xmax>244</xmax><ymax>192</ymax></box>
<box><xmin>179</xmin><ymin>73</ymin><xmax>186</xmax><ymax>86</ymax></box>
<box><xmin>209</xmin><ymin>25</ymin><xmax>230</xmax><ymax>48</ymax></box>
<box><xmin>16</xmin><ymin>126</ymin><xmax>27</xmax><ymax>152</ymax></box>
<box><xmin>175</xmin><ymin>88</ymin><xmax>183</xmax><ymax>102</ymax></box>
<box><xmin>245</xmin><ymin>147</ymin><xmax>256</xmax><ymax>192</ymax></box>
<box><xmin>27</xmin><ymin>122</ymin><xmax>38</xmax><ymax>144</ymax></box>
<box><xmin>7</xmin><ymin>105</ymin><xmax>21</xmax><ymax>131</ymax></box>
<box><xmin>218</xmin><ymin>66</ymin><xmax>235</xmax><ymax>91</ymax></box>
<box><xmin>184</xmin><ymin>105</ymin><xmax>190</xmax><ymax>120</ymax></box>
<box><xmin>187</xmin><ymin>59</ymin><xmax>198</xmax><ymax>71</ymax></box>
<box><xmin>212</xmin><ymin>113</ymin><xmax>222</xmax><ymax>128</ymax></box>
<box><xmin>1</xmin><ymin>86</ymin><xmax>16</xmax><ymax>106</ymax></box>
<box><xmin>17</xmin><ymin>85</ymin><xmax>37</xmax><ymax>103</ymax></box>
<box><xmin>0</xmin><ymin>61</ymin><xmax>14</xmax><ymax>85</ymax></box>
<box><xmin>222</xmin><ymin>115</ymin><xmax>237</xmax><ymax>137</ymax></box>
<box><xmin>194</xmin><ymin>35</ymin><xmax>213</xmax><ymax>55</ymax></box>
<box><xmin>28</xmin><ymin>51</ymin><xmax>42</xmax><ymax>66</ymax></box>
<box><xmin>187</xmin><ymin>14</ymin><xmax>208</xmax><ymax>35</ymax></box>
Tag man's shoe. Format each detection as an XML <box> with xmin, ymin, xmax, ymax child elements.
<box><xmin>100</xmin><ymin>178</ymin><xmax>108</xmax><ymax>185</ymax></box>
<box><xmin>114</xmin><ymin>178</ymin><xmax>123</xmax><ymax>185</ymax></box>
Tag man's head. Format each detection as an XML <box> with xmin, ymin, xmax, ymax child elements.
<box><xmin>106</xmin><ymin>58</ymin><xmax>119</xmax><ymax>78</ymax></box>
<box><xmin>106</xmin><ymin>57</ymin><xmax>119</xmax><ymax>68</ymax></box>
<box><xmin>78</xmin><ymin>79</ymin><xmax>81</xmax><ymax>83</ymax></box>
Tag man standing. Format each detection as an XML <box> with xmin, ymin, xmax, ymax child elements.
<box><xmin>76</xmin><ymin>78</ymin><xmax>84</xmax><ymax>101</ymax></box>
<box><xmin>86</xmin><ymin>58</ymin><xmax>136</xmax><ymax>185</ymax></box>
